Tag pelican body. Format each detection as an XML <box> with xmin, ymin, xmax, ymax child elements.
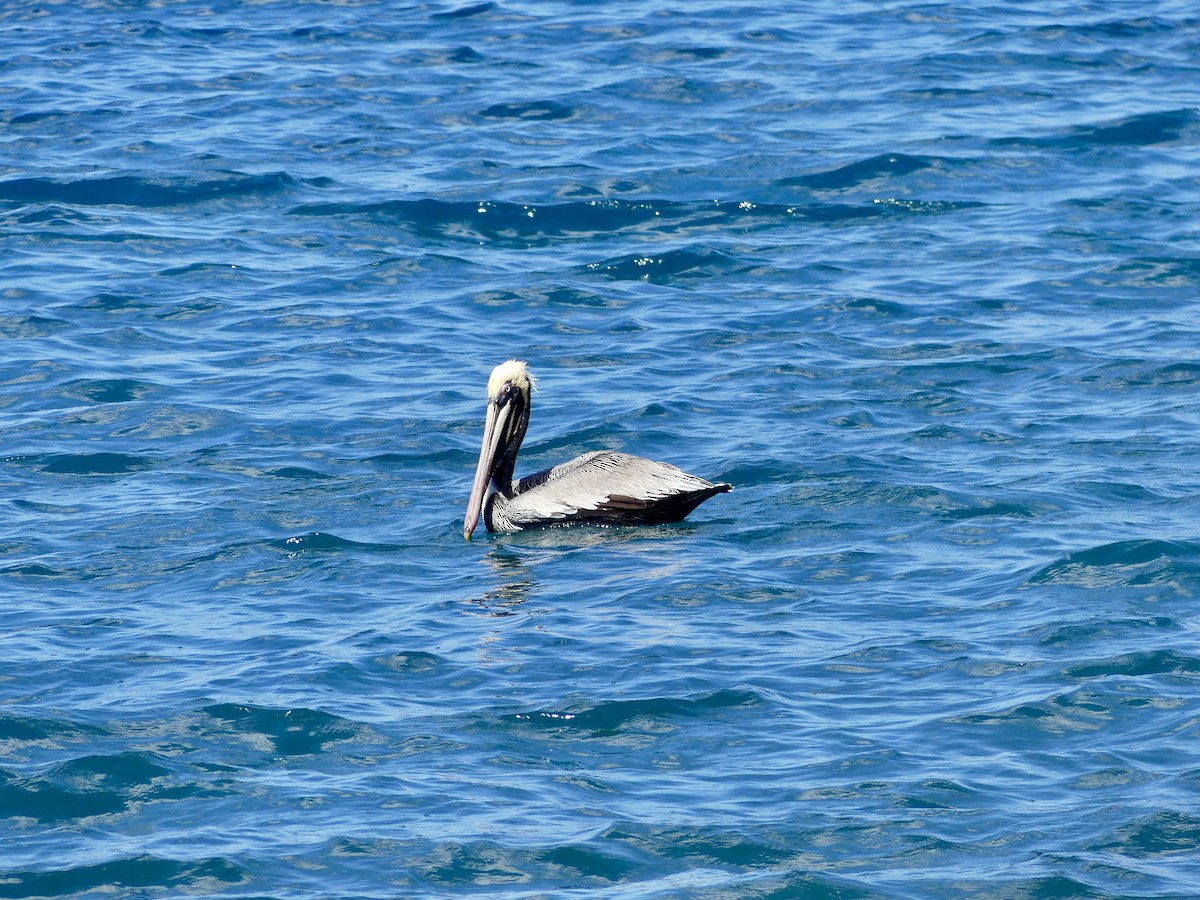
<box><xmin>463</xmin><ymin>360</ymin><xmax>731</xmax><ymax>539</ymax></box>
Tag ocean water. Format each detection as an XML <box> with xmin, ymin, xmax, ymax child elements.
<box><xmin>2</xmin><ymin>0</ymin><xmax>1200</xmax><ymax>896</ymax></box>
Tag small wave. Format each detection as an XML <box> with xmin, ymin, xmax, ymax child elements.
<box><xmin>447</xmin><ymin>45</ymin><xmax>486</xmax><ymax>62</ymax></box>
<box><xmin>396</xmin><ymin>45</ymin><xmax>489</xmax><ymax>65</ymax></box>
<box><xmin>1</xmin><ymin>855</ymin><xmax>246</xmax><ymax>896</ymax></box>
<box><xmin>58</xmin><ymin>378</ymin><xmax>161</xmax><ymax>404</ymax></box>
<box><xmin>594</xmin><ymin>823</ymin><xmax>887</xmax><ymax>887</ymax></box>
<box><xmin>0</xmin><ymin>171</ymin><xmax>298</xmax><ymax>209</ymax></box>
<box><xmin>779</xmin><ymin>152</ymin><xmax>938</xmax><ymax>190</ymax></box>
<box><xmin>1064</xmin><ymin>649</ymin><xmax>1200</xmax><ymax>680</ymax></box>
<box><xmin>1070</xmin><ymin>108</ymin><xmax>1196</xmax><ymax>147</ymax></box>
<box><xmin>376</xmin><ymin>650</ymin><xmax>447</xmax><ymax>674</ymax></box>
<box><xmin>581</xmin><ymin>246</ymin><xmax>743</xmax><ymax>282</ymax></box>
<box><xmin>0</xmin><ymin>748</ymin><xmax>225</xmax><ymax>830</ymax></box>
<box><xmin>50</xmin><ymin>751</ymin><xmax>172</xmax><ymax>790</ymax></box>
<box><xmin>941</xmin><ymin>499</ymin><xmax>1044</xmax><ymax>520</ymax></box>
<box><xmin>1084</xmin><ymin>255</ymin><xmax>1200</xmax><ymax>290</ymax></box>
<box><xmin>1028</xmin><ymin>539</ymin><xmax>1200</xmax><ymax>587</ymax></box>
<box><xmin>796</xmin><ymin>479</ymin><xmax>1044</xmax><ymax>522</ymax></box>
<box><xmin>948</xmin><ymin>686</ymin><xmax>1121</xmax><ymax>735</ymax></box>
<box><xmin>0</xmin><ymin>559</ymin><xmax>65</xmax><ymax>577</ymax></box>
<box><xmin>480</xmin><ymin>99</ymin><xmax>574</xmax><ymax>121</ymax></box>
<box><xmin>1</xmin><ymin>752</ymin><xmax>177</xmax><ymax>823</ymax></box>
<box><xmin>1</xmin><ymin>773</ymin><xmax>126</xmax><ymax>823</ymax></box>
<box><xmin>994</xmin><ymin>108</ymin><xmax>1196</xmax><ymax>149</ymax></box>
<box><xmin>871</xmin><ymin>197</ymin><xmax>983</xmax><ymax>214</ymax></box>
<box><xmin>162</xmin><ymin>531</ymin><xmax>397</xmax><ymax>576</ymax></box>
<box><xmin>1051</xmin><ymin>16</ymin><xmax>1183</xmax><ymax>41</ymax></box>
<box><xmin>272</xmin><ymin>531</ymin><xmax>397</xmax><ymax>553</ymax></box>
<box><xmin>289</xmin><ymin>195</ymin><xmax>979</xmax><ymax>246</ymax></box>
<box><xmin>1090</xmin><ymin>810</ymin><xmax>1200</xmax><ymax>858</ymax></box>
<box><xmin>76</xmin><ymin>292</ymin><xmax>150</xmax><ymax>313</ymax></box>
<box><xmin>202</xmin><ymin>703</ymin><xmax>375</xmax><ymax>757</ymax></box>
<box><xmin>16</xmin><ymin>204</ymin><xmax>106</xmax><ymax>226</ymax></box>
<box><xmin>156</xmin><ymin>261</ymin><xmax>253</xmax><ymax>279</ymax></box>
<box><xmin>1038</xmin><ymin>616</ymin><xmax>1176</xmax><ymax>647</ymax></box>
<box><xmin>1132</xmin><ymin>363</ymin><xmax>1200</xmax><ymax>388</ymax></box>
<box><xmin>533</xmin><ymin>843</ymin><xmax>638</xmax><ymax>884</ymax></box>
<box><xmin>0</xmin><ymin>712</ymin><xmax>106</xmax><ymax>743</ymax></box>
<box><xmin>431</xmin><ymin>2</ymin><xmax>495</xmax><ymax>20</ymax></box>
<box><xmin>261</xmin><ymin>465</ymin><xmax>332</xmax><ymax>480</ymax></box>
<box><xmin>10</xmin><ymin>109</ymin><xmax>71</xmax><ymax>126</ymax></box>
<box><xmin>0</xmin><ymin>314</ymin><xmax>72</xmax><ymax>339</ymax></box>
<box><xmin>892</xmin><ymin>777</ymin><xmax>975</xmax><ymax>811</ymax></box>
<box><xmin>962</xmin><ymin>875</ymin><xmax>1115</xmax><ymax>897</ymax></box>
<box><xmin>290</xmin><ymin>197</ymin><xmax>677</xmax><ymax>241</ymax></box>
<box><xmin>367</xmin><ymin>446</ymin><xmax>470</xmax><ymax>467</ymax></box>
<box><xmin>512</xmin><ymin>688</ymin><xmax>763</xmax><ymax>736</ymax></box>
<box><xmin>820</xmin><ymin>295</ymin><xmax>917</xmax><ymax>318</ymax></box>
<box><xmin>718</xmin><ymin>460</ymin><xmax>799</xmax><ymax>486</ymax></box>
<box><xmin>402</xmin><ymin>838</ymin><xmax>635</xmax><ymax>888</ymax></box>
<box><xmin>35</xmin><ymin>452</ymin><xmax>155</xmax><ymax>476</ymax></box>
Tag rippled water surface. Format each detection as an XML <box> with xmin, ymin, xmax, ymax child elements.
<box><xmin>3</xmin><ymin>1</ymin><xmax>1200</xmax><ymax>897</ymax></box>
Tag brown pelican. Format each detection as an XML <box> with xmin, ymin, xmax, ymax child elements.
<box><xmin>463</xmin><ymin>360</ymin><xmax>731</xmax><ymax>539</ymax></box>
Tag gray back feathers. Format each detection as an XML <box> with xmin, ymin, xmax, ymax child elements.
<box><xmin>490</xmin><ymin>451</ymin><xmax>730</xmax><ymax>532</ymax></box>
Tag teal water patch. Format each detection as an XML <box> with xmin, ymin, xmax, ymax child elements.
<box><xmin>0</xmin><ymin>172</ymin><xmax>298</xmax><ymax>208</ymax></box>
<box><xmin>0</xmin><ymin>856</ymin><xmax>247</xmax><ymax>898</ymax></box>
<box><xmin>202</xmin><ymin>703</ymin><xmax>379</xmax><ymax>758</ymax></box>
<box><xmin>1030</xmin><ymin>540</ymin><xmax>1200</xmax><ymax>587</ymax></box>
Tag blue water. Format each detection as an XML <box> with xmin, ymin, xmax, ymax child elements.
<box><xmin>3</xmin><ymin>1</ymin><xmax>1200</xmax><ymax>897</ymax></box>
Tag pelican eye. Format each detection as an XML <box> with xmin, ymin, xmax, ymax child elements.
<box><xmin>496</xmin><ymin>382</ymin><xmax>521</xmax><ymax>406</ymax></box>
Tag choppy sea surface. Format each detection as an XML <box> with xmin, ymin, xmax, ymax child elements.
<box><xmin>3</xmin><ymin>1</ymin><xmax>1200</xmax><ymax>897</ymax></box>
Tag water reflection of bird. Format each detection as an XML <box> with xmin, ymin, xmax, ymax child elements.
<box><xmin>463</xmin><ymin>360</ymin><xmax>731</xmax><ymax>540</ymax></box>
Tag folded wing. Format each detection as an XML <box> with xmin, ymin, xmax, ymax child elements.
<box><xmin>492</xmin><ymin>451</ymin><xmax>731</xmax><ymax>532</ymax></box>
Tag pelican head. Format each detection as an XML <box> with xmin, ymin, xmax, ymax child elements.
<box><xmin>463</xmin><ymin>360</ymin><xmax>534</xmax><ymax>540</ymax></box>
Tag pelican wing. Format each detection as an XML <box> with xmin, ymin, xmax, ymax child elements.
<box><xmin>491</xmin><ymin>451</ymin><xmax>730</xmax><ymax>532</ymax></box>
